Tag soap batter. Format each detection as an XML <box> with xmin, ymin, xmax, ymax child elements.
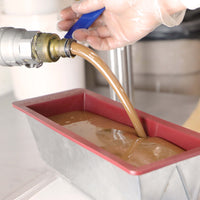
<box><xmin>49</xmin><ymin>111</ymin><xmax>184</xmax><ymax>167</ymax></box>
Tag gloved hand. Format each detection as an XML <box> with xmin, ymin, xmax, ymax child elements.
<box><xmin>58</xmin><ymin>0</ymin><xmax>186</xmax><ymax>50</ymax></box>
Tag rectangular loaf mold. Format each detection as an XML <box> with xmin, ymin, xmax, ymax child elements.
<box><xmin>13</xmin><ymin>89</ymin><xmax>200</xmax><ymax>200</ymax></box>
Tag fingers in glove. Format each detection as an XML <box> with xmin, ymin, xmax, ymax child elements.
<box><xmin>72</xmin><ymin>0</ymin><xmax>104</xmax><ymax>14</ymax></box>
<box><xmin>72</xmin><ymin>26</ymin><xmax>123</xmax><ymax>50</ymax></box>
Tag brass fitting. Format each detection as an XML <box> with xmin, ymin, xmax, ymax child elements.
<box><xmin>32</xmin><ymin>32</ymin><xmax>75</xmax><ymax>63</ymax></box>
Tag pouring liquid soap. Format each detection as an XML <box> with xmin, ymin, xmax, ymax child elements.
<box><xmin>70</xmin><ymin>42</ymin><xmax>147</xmax><ymax>138</ymax></box>
<box><xmin>0</xmin><ymin>27</ymin><xmax>145</xmax><ymax>137</ymax></box>
<box><xmin>0</xmin><ymin>27</ymin><xmax>185</xmax><ymax>166</ymax></box>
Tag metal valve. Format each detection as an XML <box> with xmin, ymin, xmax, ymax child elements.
<box><xmin>0</xmin><ymin>27</ymin><xmax>74</xmax><ymax>68</ymax></box>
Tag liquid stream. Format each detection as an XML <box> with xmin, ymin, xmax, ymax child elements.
<box><xmin>70</xmin><ymin>42</ymin><xmax>146</xmax><ymax>138</ymax></box>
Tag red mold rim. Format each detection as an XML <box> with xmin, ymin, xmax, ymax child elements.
<box><xmin>13</xmin><ymin>88</ymin><xmax>200</xmax><ymax>175</ymax></box>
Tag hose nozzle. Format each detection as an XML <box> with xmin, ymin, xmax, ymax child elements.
<box><xmin>0</xmin><ymin>27</ymin><xmax>75</xmax><ymax>68</ymax></box>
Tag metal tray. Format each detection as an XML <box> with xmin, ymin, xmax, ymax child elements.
<box><xmin>13</xmin><ymin>89</ymin><xmax>200</xmax><ymax>200</ymax></box>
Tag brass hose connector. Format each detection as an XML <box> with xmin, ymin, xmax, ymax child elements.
<box><xmin>32</xmin><ymin>33</ymin><xmax>75</xmax><ymax>63</ymax></box>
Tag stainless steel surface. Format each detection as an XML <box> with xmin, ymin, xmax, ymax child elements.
<box><xmin>109</xmin><ymin>46</ymin><xmax>134</xmax><ymax>103</ymax></box>
<box><xmin>94</xmin><ymin>40</ymin><xmax>200</xmax><ymax>96</ymax></box>
<box><xmin>1</xmin><ymin>91</ymin><xmax>199</xmax><ymax>199</ymax></box>
<box><xmin>0</xmin><ymin>27</ymin><xmax>40</xmax><ymax>67</ymax></box>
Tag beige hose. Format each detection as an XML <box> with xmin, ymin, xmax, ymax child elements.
<box><xmin>70</xmin><ymin>42</ymin><xmax>147</xmax><ymax>138</ymax></box>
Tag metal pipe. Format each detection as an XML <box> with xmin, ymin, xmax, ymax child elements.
<box><xmin>0</xmin><ymin>27</ymin><xmax>40</xmax><ymax>67</ymax></box>
<box><xmin>109</xmin><ymin>45</ymin><xmax>134</xmax><ymax>104</ymax></box>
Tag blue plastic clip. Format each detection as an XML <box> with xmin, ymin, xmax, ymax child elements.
<box><xmin>64</xmin><ymin>7</ymin><xmax>105</xmax><ymax>39</ymax></box>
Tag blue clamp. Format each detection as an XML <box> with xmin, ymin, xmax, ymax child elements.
<box><xmin>64</xmin><ymin>7</ymin><xmax>105</xmax><ymax>39</ymax></box>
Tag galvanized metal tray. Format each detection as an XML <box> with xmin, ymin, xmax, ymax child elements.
<box><xmin>13</xmin><ymin>89</ymin><xmax>200</xmax><ymax>200</ymax></box>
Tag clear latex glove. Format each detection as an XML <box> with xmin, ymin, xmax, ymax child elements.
<box><xmin>58</xmin><ymin>0</ymin><xmax>186</xmax><ymax>50</ymax></box>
